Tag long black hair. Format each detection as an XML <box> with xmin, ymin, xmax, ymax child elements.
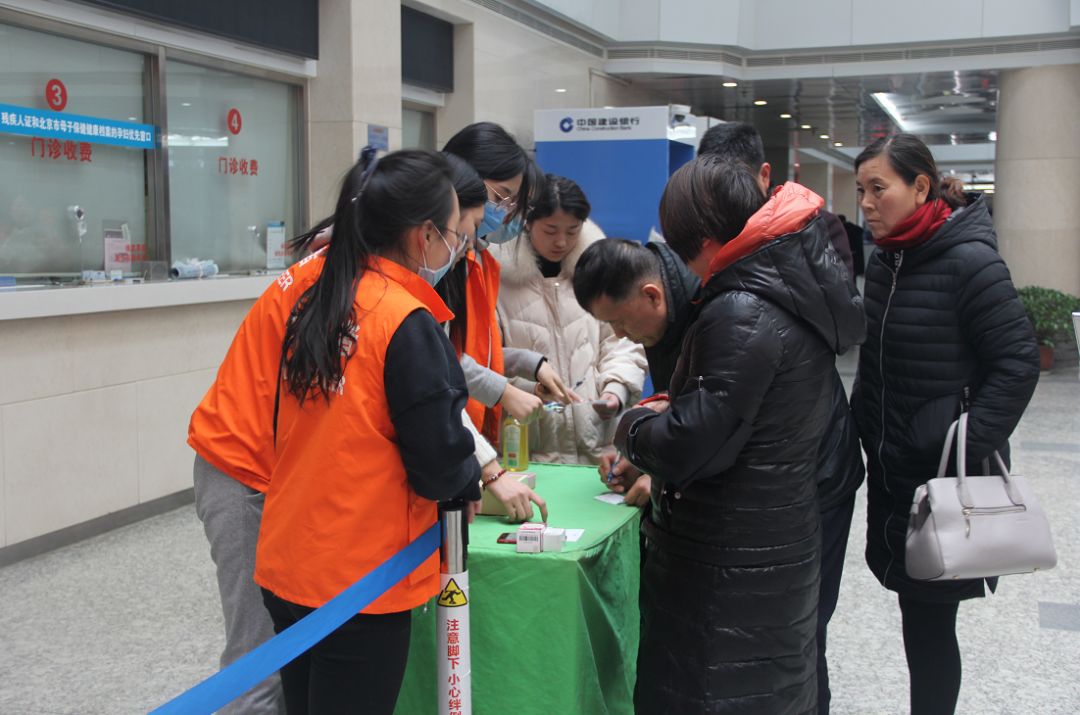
<box><xmin>437</xmin><ymin>152</ymin><xmax>488</xmax><ymax>345</ymax></box>
<box><xmin>443</xmin><ymin>153</ymin><xmax>487</xmax><ymax>211</ymax></box>
<box><xmin>287</xmin><ymin>154</ymin><xmax>485</xmax><ymax>257</ymax></box>
<box><xmin>282</xmin><ymin>148</ymin><xmax>455</xmax><ymax>404</ymax></box>
<box><xmin>527</xmin><ymin>174</ymin><xmax>591</xmax><ymax>223</ymax></box>
<box><xmin>854</xmin><ymin>133</ymin><xmax>967</xmax><ymax>210</ymax></box>
<box><xmin>442</xmin><ymin>122</ymin><xmax>533</xmax><ymax>222</ymax></box>
<box><xmin>287</xmin><ymin>215</ymin><xmax>334</xmax><ymax>254</ymax></box>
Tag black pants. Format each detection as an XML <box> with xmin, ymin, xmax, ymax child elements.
<box><xmin>261</xmin><ymin>589</ymin><xmax>412</xmax><ymax>715</ymax></box>
<box><xmin>898</xmin><ymin>596</ymin><xmax>961</xmax><ymax>715</ymax></box>
<box><xmin>816</xmin><ymin>493</ymin><xmax>856</xmax><ymax>715</ymax></box>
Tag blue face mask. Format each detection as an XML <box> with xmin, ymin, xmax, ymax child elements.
<box><xmin>418</xmin><ymin>227</ymin><xmax>459</xmax><ymax>287</ymax></box>
<box><xmin>477</xmin><ymin>201</ymin><xmax>523</xmax><ymax>247</ymax></box>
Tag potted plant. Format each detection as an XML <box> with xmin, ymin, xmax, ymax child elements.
<box><xmin>1017</xmin><ymin>286</ymin><xmax>1080</xmax><ymax>370</ymax></box>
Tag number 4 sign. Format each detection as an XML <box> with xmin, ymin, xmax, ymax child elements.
<box><xmin>227</xmin><ymin>108</ymin><xmax>242</xmax><ymax>135</ymax></box>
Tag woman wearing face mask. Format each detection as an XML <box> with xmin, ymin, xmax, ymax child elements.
<box><xmin>442</xmin><ymin>124</ymin><xmax>579</xmax><ymax>452</ymax></box>
<box><xmin>852</xmin><ymin>134</ymin><xmax>1038</xmax><ymax>715</ymax></box>
<box><xmin>440</xmin><ymin>153</ymin><xmax>549</xmax><ymax>521</ymax></box>
<box><xmin>245</xmin><ymin>149</ymin><xmax>481</xmax><ymax>714</ymax></box>
<box><xmin>492</xmin><ymin>174</ymin><xmax>647</xmax><ymax>464</ymax></box>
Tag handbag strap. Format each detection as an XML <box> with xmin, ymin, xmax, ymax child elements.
<box><xmin>942</xmin><ymin>413</ymin><xmax>1025</xmax><ymax>508</ymax></box>
<box><xmin>935</xmin><ymin>418</ymin><xmax>961</xmax><ymax>479</ymax></box>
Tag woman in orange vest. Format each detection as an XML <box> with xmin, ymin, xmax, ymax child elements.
<box><xmin>187</xmin><ymin>148</ymin><xmax>544</xmax><ymax>714</ymax></box>
<box><xmin>441</xmin><ymin>124</ymin><xmax>579</xmax><ymax>451</ymax></box>
<box><xmin>440</xmin><ymin>152</ymin><xmax>551</xmax><ymax>521</ymax></box>
<box><xmin>249</xmin><ymin>149</ymin><xmax>481</xmax><ymax>714</ymax></box>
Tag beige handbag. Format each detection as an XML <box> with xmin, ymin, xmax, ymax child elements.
<box><xmin>905</xmin><ymin>413</ymin><xmax>1057</xmax><ymax>581</ymax></box>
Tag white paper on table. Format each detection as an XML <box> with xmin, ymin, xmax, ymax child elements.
<box><xmin>563</xmin><ymin>529</ymin><xmax>585</xmax><ymax>542</ymax></box>
<box><xmin>594</xmin><ymin>492</ymin><xmax>626</xmax><ymax>505</ymax></box>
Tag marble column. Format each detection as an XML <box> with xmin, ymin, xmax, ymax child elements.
<box><xmin>994</xmin><ymin>63</ymin><xmax>1080</xmax><ymax>295</ymax></box>
<box><xmin>307</xmin><ymin>0</ymin><xmax>403</xmax><ymax>221</ymax></box>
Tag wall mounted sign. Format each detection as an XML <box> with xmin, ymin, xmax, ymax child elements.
<box><xmin>0</xmin><ymin>102</ymin><xmax>155</xmax><ymax>149</ymax></box>
<box><xmin>535</xmin><ymin>107</ymin><xmax>670</xmax><ymax>143</ymax></box>
<box><xmin>45</xmin><ymin>78</ymin><xmax>68</xmax><ymax>111</ymax></box>
<box><xmin>227</xmin><ymin>107</ymin><xmax>242</xmax><ymax>135</ymax></box>
<box><xmin>367</xmin><ymin>123</ymin><xmax>389</xmax><ymax>151</ymax></box>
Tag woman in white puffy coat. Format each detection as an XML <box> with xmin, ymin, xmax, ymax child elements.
<box><xmin>491</xmin><ymin>175</ymin><xmax>647</xmax><ymax>464</ymax></box>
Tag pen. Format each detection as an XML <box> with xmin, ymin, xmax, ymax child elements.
<box><xmin>606</xmin><ymin>449</ymin><xmax>623</xmax><ymax>484</ymax></box>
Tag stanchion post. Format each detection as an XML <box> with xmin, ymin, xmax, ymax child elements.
<box><xmin>437</xmin><ymin>501</ymin><xmax>472</xmax><ymax>715</ymax></box>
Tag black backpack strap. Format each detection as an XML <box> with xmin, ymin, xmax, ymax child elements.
<box><xmin>273</xmin><ymin>352</ymin><xmax>285</xmax><ymax>447</ymax></box>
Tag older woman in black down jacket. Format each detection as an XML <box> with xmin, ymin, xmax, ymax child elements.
<box><xmin>614</xmin><ymin>157</ymin><xmax>865</xmax><ymax>714</ymax></box>
<box><xmin>852</xmin><ymin>134</ymin><xmax>1039</xmax><ymax>715</ymax></box>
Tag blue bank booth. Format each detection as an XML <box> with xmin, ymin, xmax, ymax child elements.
<box><xmin>534</xmin><ymin>106</ymin><xmax>698</xmax><ymax>243</ymax></box>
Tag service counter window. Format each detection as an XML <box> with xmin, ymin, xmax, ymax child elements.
<box><xmin>166</xmin><ymin>62</ymin><xmax>300</xmax><ymax>275</ymax></box>
<box><xmin>0</xmin><ymin>23</ymin><xmax>150</xmax><ymax>283</ymax></box>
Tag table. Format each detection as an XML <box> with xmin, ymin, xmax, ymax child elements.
<box><xmin>393</xmin><ymin>464</ymin><xmax>641</xmax><ymax>715</ymax></box>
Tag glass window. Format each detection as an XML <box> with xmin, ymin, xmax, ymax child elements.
<box><xmin>166</xmin><ymin>61</ymin><xmax>300</xmax><ymax>273</ymax></box>
<box><xmin>403</xmin><ymin>107</ymin><xmax>436</xmax><ymax>150</ymax></box>
<box><xmin>0</xmin><ymin>23</ymin><xmax>148</xmax><ymax>282</ymax></box>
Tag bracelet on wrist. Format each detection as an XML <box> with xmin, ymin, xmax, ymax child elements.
<box><xmin>482</xmin><ymin>468</ymin><xmax>508</xmax><ymax>490</ymax></box>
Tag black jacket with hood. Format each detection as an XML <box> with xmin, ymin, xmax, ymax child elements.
<box><xmin>642</xmin><ymin>240</ymin><xmax>700</xmax><ymax>394</ymax></box>
<box><xmin>853</xmin><ymin>195</ymin><xmax>1039</xmax><ymax>602</ymax></box>
<box><xmin>644</xmin><ymin>238</ymin><xmax>864</xmax><ymax>513</ymax></box>
<box><xmin>615</xmin><ymin>184</ymin><xmax>865</xmax><ymax>715</ymax></box>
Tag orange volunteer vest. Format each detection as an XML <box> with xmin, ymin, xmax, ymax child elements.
<box><xmin>461</xmin><ymin>248</ymin><xmax>505</xmax><ymax>444</ymax></box>
<box><xmin>187</xmin><ymin>250</ymin><xmax>327</xmax><ymax>492</ymax></box>
<box><xmin>255</xmin><ymin>257</ymin><xmax>455</xmax><ymax>613</ymax></box>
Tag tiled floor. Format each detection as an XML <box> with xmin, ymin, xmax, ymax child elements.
<box><xmin>1</xmin><ymin>357</ymin><xmax>1078</xmax><ymax>714</ymax></box>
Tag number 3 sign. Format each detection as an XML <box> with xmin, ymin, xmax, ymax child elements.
<box><xmin>227</xmin><ymin>108</ymin><xmax>242</xmax><ymax>135</ymax></box>
<box><xmin>46</xmin><ymin>78</ymin><xmax>68</xmax><ymax>111</ymax></box>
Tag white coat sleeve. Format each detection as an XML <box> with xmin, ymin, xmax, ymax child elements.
<box><xmin>596</xmin><ymin>321</ymin><xmax>648</xmax><ymax>408</ymax></box>
<box><xmin>462</xmin><ymin>409</ymin><xmax>499</xmax><ymax>467</ymax></box>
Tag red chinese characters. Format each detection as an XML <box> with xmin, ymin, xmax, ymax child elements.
<box><xmin>30</xmin><ymin>137</ymin><xmax>92</xmax><ymax>163</ymax></box>
<box><xmin>446</xmin><ymin>619</ymin><xmax>462</xmax><ymax>715</ymax></box>
<box><xmin>218</xmin><ymin>156</ymin><xmax>261</xmax><ymax>176</ymax></box>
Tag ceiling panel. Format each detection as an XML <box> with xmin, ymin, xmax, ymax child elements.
<box><xmin>626</xmin><ymin>69</ymin><xmax>999</xmax><ymax>153</ymax></box>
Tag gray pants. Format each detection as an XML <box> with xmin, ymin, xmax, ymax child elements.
<box><xmin>193</xmin><ymin>455</ymin><xmax>285</xmax><ymax>714</ymax></box>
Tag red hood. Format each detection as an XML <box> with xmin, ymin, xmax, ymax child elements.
<box><xmin>706</xmin><ymin>182</ymin><xmax>825</xmax><ymax>280</ymax></box>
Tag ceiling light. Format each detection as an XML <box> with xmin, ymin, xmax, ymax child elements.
<box><xmin>127</xmin><ymin>117</ymin><xmax>137</xmax><ymax>121</ymax></box>
<box><xmin>780</xmin><ymin>113</ymin><xmax>792</xmax><ymax>119</ymax></box>
<box><xmin>554</xmin><ymin>88</ymin><xmax>567</xmax><ymax>93</ymax></box>
<box><xmin>801</xmin><ymin>124</ymin><xmax>812</xmax><ymax>130</ymax></box>
<box><xmin>819</xmin><ymin>134</ymin><xmax>830</xmax><ymax>139</ymax></box>
<box><xmin>834</xmin><ymin>142</ymin><xmax>843</xmax><ymax>147</ymax></box>
<box><xmin>181</xmin><ymin>102</ymin><xmax>191</xmax><ymax>107</ymax></box>
<box><xmin>871</xmin><ymin>92</ymin><xmax>910</xmax><ymax>131</ymax></box>
<box><xmin>754</xmin><ymin>100</ymin><xmax>767</xmax><ymax>106</ymax></box>
<box><xmin>988</xmin><ymin>131</ymin><xmax>998</xmax><ymax>142</ymax></box>
<box><xmin>722</xmin><ymin>81</ymin><xmax>738</xmax><ymax>88</ymax></box>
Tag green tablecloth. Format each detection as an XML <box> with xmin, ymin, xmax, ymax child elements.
<box><xmin>394</xmin><ymin>464</ymin><xmax>641</xmax><ymax>715</ymax></box>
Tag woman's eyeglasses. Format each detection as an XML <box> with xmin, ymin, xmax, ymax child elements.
<box><xmin>487</xmin><ymin>183</ymin><xmax>518</xmax><ymax>211</ymax></box>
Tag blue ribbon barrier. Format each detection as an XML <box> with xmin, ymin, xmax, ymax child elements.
<box><xmin>151</xmin><ymin>521</ymin><xmax>442</xmax><ymax>715</ymax></box>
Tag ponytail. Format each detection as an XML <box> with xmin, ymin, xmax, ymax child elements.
<box><xmin>288</xmin><ymin>215</ymin><xmax>335</xmax><ymax>255</ymax></box>
<box><xmin>939</xmin><ymin>175</ymin><xmax>968</xmax><ymax>210</ymax></box>
<box><xmin>282</xmin><ymin>148</ymin><xmax>455</xmax><ymax>404</ymax></box>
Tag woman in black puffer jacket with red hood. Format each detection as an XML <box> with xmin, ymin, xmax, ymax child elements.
<box><xmin>852</xmin><ymin>133</ymin><xmax>1039</xmax><ymax>715</ymax></box>
<box><xmin>615</xmin><ymin>156</ymin><xmax>864</xmax><ymax>714</ymax></box>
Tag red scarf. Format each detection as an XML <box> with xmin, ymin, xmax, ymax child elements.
<box><xmin>874</xmin><ymin>199</ymin><xmax>952</xmax><ymax>250</ymax></box>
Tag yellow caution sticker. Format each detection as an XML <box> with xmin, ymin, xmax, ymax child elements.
<box><xmin>437</xmin><ymin>578</ymin><xmax>468</xmax><ymax>608</ymax></box>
